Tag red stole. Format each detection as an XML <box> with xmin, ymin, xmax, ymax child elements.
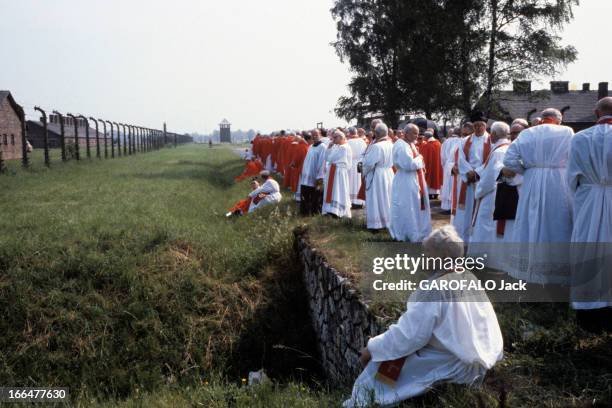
<box><xmin>451</xmin><ymin>148</ymin><xmax>459</xmax><ymax>215</ymax></box>
<box><xmin>325</xmin><ymin>164</ymin><xmax>337</xmax><ymax>204</ymax></box>
<box><xmin>540</xmin><ymin>117</ymin><xmax>558</xmax><ymax>125</ymax></box>
<box><xmin>597</xmin><ymin>117</ymin><xmax>612</xmax><ymax>125</ymax></box>
<box><xmin>357</xmin><ymin>137</ymin><xmax>388</xmax><ymax>201</ymax></box>
<box><xmin>325</xmin><ymin>142</ymin><xmax>347</xmax><ymax>204</ymax></box>
<box><xmin>252</xmin><ymin>193</ymin><xmax>268</xmax><ymax>205</ymax></box>
<box><xmin>409</xmin><ymin>144</ymin><xmax>426</xmax><ymax>210</ymax></box>
<box><xmin>458</xmin><ymin>134</ymin><xmax>491</xmax><ymax>210</ymax></box>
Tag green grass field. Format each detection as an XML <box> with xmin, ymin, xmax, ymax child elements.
<box><xmin>1</xmin><ymin>146</ymin><xmax>610</xmax><ymax>407</ymax></box>
<box><xmin>0</xmin><ymin>146</ymin><xmax>321</xmax><ymax>405</ymax></box>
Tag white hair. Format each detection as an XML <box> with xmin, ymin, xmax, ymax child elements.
<box><xmin>374</xmin><ymin>123</ymin><xmax>389</xmax><ymax>138</ymax></box>
<box><xmin>404</xmin><ymin>123</ymin><xmax>419</xmax><ymax>133</ymax></box>
<box><xmin>423</xmin><ymin>225</ymin><xmax>464</xmax><ymax>259</ymax></box>
<box><xmin>511</xmin><ymin>118</ymin><xmax>528</xmax><ymax>129</ymax></box>
<box><xmin>490</xmin><ymin>121</ymin><xmax>510</xmax><ymax>137</ymax></box>
<box><xmin>541</xmin><ymin>108</ymin><xmax>562</xmax><ymax>121</ymax></box>
<box><xmin>333</xmin><ymin>129</ymin><xmax>346</xmax><ymax>140</ymax></box>
<box><xmin>348</xmin><ymin>127</ymin><xmax>357</xmax><ymax>135</ymax></box>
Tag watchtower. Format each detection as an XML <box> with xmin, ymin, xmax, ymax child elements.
<box><xmin>219</xmin><ymin>119</ymin><xmax>231</xmax><ymax>143</ymax></box>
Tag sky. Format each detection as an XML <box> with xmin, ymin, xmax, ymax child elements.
<box><xmin>1</xmin><ymin>0</ymin><xmax>610</xmax><ymax>134</ymax></box>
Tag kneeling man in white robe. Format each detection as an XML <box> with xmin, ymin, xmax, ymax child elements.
<box><xmin>389</xmin><ymin>123</ymin><xmax>432</xmax><ymax>242</ymax></box>
<box><xmin>322</xmin><ymin>130</ymin><xmax>352</xmax><ymax>218</ymax></box>
<box><xmin>248</xmin><ymin>170</ymin><xmax>282</xmax><ymax>212</ymax></box>
<box><xmin>344</xmin><ymin>225</ymin><xmax>503</xmax><ymax>407</ymax></box>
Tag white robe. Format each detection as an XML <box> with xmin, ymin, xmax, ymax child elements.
<box><xmin>344</xmin><ymin>272</ymin><xmax>503</xmax><ymax>408</ymax></box>
<box><xmin>248</xmin><ymin>178</ymin><xmax>282</xmax><ymax>212</ymax></box>
<box><xmin>567</xmin><ymin>117</ymin><xmax>612</xmax><ymax>310</ymax></box>
<box><xmin>440</xmin><ymin>137</ymin><xmax>462</xmax><ymax>210</ymax></box>
<box><xmin>503</xmin><ymin>124</ymin><xmax>574</xmax><ymax>285</ymax></box>
<box><xmin>299</xmin><ymin>142</ymin><xmax>326</xmax><ymax>187</ymax></box>
<box><xmin>363</xmin><ymin>139</ymin><xmax>394</xmax><ymax>229</ymax></box>
<box><xmin>389</xmin><ymin>139</ymin><xmax>432</xmax><ymax>242</ymax></box>
<box><xmin>347</xmin><ymin>137</ymin><xmax>367</xmax><ymax>206</ymax></box>
<box><xmin>453</xmin><ymin>133</ymin><xmax>490</xmax><ymax>242</ymax></box>
<box><xmin>468</xmin><ymin>139</ymin><xmax>511</xmax><ymax>264</ymax></box>
<box><xmin>322</xmin><ymin>143</ymin><xmax>352</xmax><ymax>218</ymax></box>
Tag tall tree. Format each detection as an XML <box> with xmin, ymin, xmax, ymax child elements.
<box><xmin>332</xmin><ymin>0</ymin><xmax>578</xmax><ymax>124</ymax></box>
<box><xmin>332</xmin><ymin>0</ymin><xmax>406</xmax><ymax>125</ymax></box>
<box><xmin>332</xmin><ymin>0</ymin><xmax>488</xmax><ymax>124</ymax></box>
<box><xmin>480</xmin><ymin>0</ymin><xmax>579</xmax><ymax>114</ymax></box>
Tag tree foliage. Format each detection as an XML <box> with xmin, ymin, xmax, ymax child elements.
<box><xmin>332</xmin><ymin>0</ymin><xmax>578</xmax><ymax>125</ymax></box>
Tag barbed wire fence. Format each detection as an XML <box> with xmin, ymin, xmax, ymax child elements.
<box><xmin>1</xmin><ymin>100</ymin><xmax>193</xmax><ymax>173</ymax></box>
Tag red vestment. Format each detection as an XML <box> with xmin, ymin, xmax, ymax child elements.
<box><xmin>235</xmin><ymin>159</ymin><xmax>264</xmax><ymax>182</ymax></box>
<box><xmin>420</xmin><ymin>138</ymin><xmax>444</xmax><ymax>190</ymax></box>
<box><xmin>228</xmin><ymin>197</ymin><xmax>252</xmax><ymax>215</ymax></box>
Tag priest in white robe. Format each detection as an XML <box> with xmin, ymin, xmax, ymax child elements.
<box><xmin>344</xmin><ymin>225</ymin><xmax>503</xmax><ymax>407</ymax></box>
<box><xmin>453</xmin><ymin>112</ymin><xmax>491</xmax><ymax>242</ymax></box>
<box><xmin>502</xmin><ymin>108</ymin><xmax>574</xmax><ymax>285</ymax></box>
<box><xmin>567</xmin><ymin>97</ymin><xmax>612</xmax><ymax>331</ymax></box>
<box><xmin>347</xmin><ymin>127</ymin><xmax>367</xmax><ymax>207</ymax></box>
<box><xmin>248</xmin><ymin>171</ymin><xmax>282</xmax><ymax>212</ymax></box>
<box><xmin>362</xmin><ymin>123</ymin><xmax>395</xmax><ymax>230</ymax></box>
<box><xmin>440</xmin><ymin>129</ymin><xmax>462</xmax><ymax>211</ymax></box>
<box><xmin>322</xmin><ymin>130</ymin><xmax>352</xmax><ymax>218</ymax></box>
<box><xmin>389</xmin><ymin>124</ymin><xmax>432</xmax><ymax>242</ymax></box>
<box><xmin>468</xmin><ymin>122</ymin><xmax>512</xmax><ymax>264</ymax></box>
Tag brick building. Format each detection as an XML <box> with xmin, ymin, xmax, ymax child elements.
<box><xmin>484</xmin><ymin>81</ymin><xmax>610</xmax><ymax>132</ymax></box>
<box><xmin>0</xmin><ymin>91</ymin><xmax>25</xmax><ymax>161</ymax></box>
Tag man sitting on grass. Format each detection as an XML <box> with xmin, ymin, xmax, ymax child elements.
<box><xmin>248</xmin><ymin>170</ymin><xmax>282</xmax><ymax>213</ymax></box>
<box><xmin>226</xmin><ymin>179</ymin><xmax>260</xmax><ymax>217</ymax></box>
<box><xmin>344</xmin><ymin>225</ymin><xmax>503</xmax><ymax>407</ymax></box>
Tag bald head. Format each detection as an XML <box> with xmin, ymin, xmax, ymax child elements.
<box><xmin>596</xmin><ymin>97</ymin><xmax>612</xmax><ymax>117</ymax></box>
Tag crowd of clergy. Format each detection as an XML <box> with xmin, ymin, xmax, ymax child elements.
<box><xmin>230</xmin><ymin>97</ymin><xmax>612</xmax><ymax>406</ymax></box>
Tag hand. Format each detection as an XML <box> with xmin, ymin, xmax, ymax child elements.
<box><xmin>359</xmin><ymin>347</ymin><xmax>372</xmax><ymax>367</ymax></box>
<box><xmin>502</xmin><ymin>168</ymin><xmax>516</xmax><ymax>178</ymax></box>
<box><xmin>315</xmin><ymin>179</ymin><xmax>324</xmax><ymax>191</ymax></box>
<box><xmin>467</xmin><ymin>170</ymin><xmax>477</xmax><ymax>182</ymax></box>
<box><xmin>451</xmin><ymin>166</ymin><xmax>459</xmax><ymax>176</ymax></box>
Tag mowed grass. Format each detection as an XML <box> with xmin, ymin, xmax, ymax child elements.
<box><xmin>0</xmin><ymin>145</ymin><xmax>313</xmax><ymax>403</ymax></box>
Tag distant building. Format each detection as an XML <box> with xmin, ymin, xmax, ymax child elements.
<box><xmin>484</xmin><ymin>81</ymin><xmax>610</xmax><ymax>132</ymax></box>
<box><xmin>219</xmin><ymin>119</ymin><xmax>231</xmax><ymax>143</ymax></box>
<box><xmin>27</xmin><ymin>114</ymin><xmax>103</xmax><ymax>149</ymax></box>
<box><xmin>0</xmin><ymin>90</ymin><xmax>25</xmax><ymax>161</ymax></box>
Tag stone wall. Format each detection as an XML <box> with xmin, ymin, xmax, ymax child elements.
<box><xmin>294</xmin><ymin>229</ymin><xmax>383</xmax><ymax>384</ymax></box>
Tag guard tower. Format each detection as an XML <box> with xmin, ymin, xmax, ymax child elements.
<box><xmin>219</xmin><ymin>119</ymin><xmax>231</xmax><ymax>143</ymax></box>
